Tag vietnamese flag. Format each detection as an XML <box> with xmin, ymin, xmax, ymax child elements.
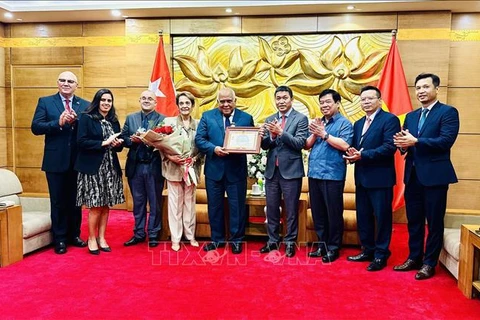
<box><xmin>377</xmin><ymin>33</ymin><xmax>413</xmax><ymax>211</ymax></box>
<box><xmin>148</xmin><ymin>36</ymin><xmax>178</xmax><ymax>116</ymax></box>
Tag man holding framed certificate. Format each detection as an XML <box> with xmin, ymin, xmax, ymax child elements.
<box><xmin>195</xmin><ymin>87</ymin><xmax>257</xmax><ymax>254</ymax></box>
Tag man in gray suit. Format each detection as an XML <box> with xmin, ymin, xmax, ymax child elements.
<box><xmin>260</xmin><ymin>85</ymin><xmax>309</xmax><ymax>257</ymax></box>
<box><xmin>121</xmin><ymin>90</ymin><xmax>166</xmax><ymax>247</ymax></box>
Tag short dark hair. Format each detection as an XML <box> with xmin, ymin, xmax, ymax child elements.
<box><xmin>360</xmin><ymin>85</ymin><xmax>381</xmax><ymax>98</ymax></box>
<box><xmin>319</xmin><ymin>89</ymin><xmax>341</xmax><ymax>103</ymax></box>
<box><xmin>275</xmin><ymin>85</ymin><xmax>293</xmax><ymax>99</ymax></box>
<box><xmin>176</xmin><ymin>91</ymin><xmax>195</xmax><ymax>107</ymax></box>
<box><xmin>415</xmin><ymin>73</ymin><xmax>440</xmax><ymax>87</ymax></box>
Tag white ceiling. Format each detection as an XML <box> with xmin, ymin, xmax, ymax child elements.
<box><xmin>0</xmin><ymin>1</ymin><xmax>479</xmax><ymax>23</ymax></box>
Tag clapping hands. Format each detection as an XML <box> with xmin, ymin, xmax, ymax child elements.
<box><xmin>59</xmin><ymin>110</ymin><xmax>78</xmax><ymax>126</ymax></box>
<box><xmin>102</xmin><ymin>133</ymin><xmax>123</xmax><ymax>147</ymax></box>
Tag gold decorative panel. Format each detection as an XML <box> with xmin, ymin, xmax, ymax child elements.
<box><xmin>173</xmin><ymin>34</ymin><xmax>391</xmax><ymax>123</ymax></box>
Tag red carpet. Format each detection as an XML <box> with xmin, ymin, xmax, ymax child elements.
<box><xmin>1</xmin><ymin>210</ymin><xmax>479</xmax><ymax>319</ymax></box>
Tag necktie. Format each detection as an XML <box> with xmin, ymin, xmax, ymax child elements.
<box><xmin>281</xmin><ymin>115</ymin><xmax>286</xmax><ymax>129</ymax></box>
<box><xmin>142</xmin><ymin>115</ymin><xmax>149</xmax><ymax>130</ymax></box>
<box><xmin>65</xmin><ymin>99</ymin><xmax>72</xmax><ymax>113</ymax></box>
<box><xmin>225</xmin><ymin>115</ymin><xmax>231</xmax><ymax>129</ymax></box>
<box><xmin>362</xmin><ymin>117</ymin><xmax>371</xmax><ymax>135</ymax></box>
<box><xmin>418</xmin><ymin>108</ymin><xmax>429</xmax><ymax>134</ymax></box>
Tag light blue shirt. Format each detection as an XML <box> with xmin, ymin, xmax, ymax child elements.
<box><xmin>307</xmin><ymin>113</ymin><xmax>353</xmax><ymax>181</ymax></box>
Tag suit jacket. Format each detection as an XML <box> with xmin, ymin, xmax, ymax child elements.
<box><xmin>195</xmin><ymin>108</ymin><xmax>254</xmax><ymax>182</ymax></box>
<box><xmin>351</xmin><ymin>109</ymin><xmax>400</xmax><ymax>188</ymax></box>
<box><xmin>261</xmin><ymin>109</ymin><xmax>309</xmax><ymax>180</ymax></box>
<box><xmin>120</xmin><ymin>111</ymin><xmax>165</xmax><ymax>179</ymax></box>
<box><xmin>31</xmin><ymin>93</ymin><xmax>89</xmax><ymax>172</ymax></box>
<box><xmin>74</xmin><ymin>114</ymin><xmax>123</xmax><ymax>175</ymax></box>
<box><xmin>403</xmin><ymin>101</ymin><xmax>459</xmax><ymax>186</ymax></box>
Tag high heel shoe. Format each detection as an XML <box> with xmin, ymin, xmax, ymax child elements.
<box><xmin>96</xmin><ymin>238</ymin><xmax>112</xmax><ymax>252</ymax></box>
<box><xmin>88</xmin><ymin>239</ymin><xmax>100</xmax><ymax>255</ymax></box>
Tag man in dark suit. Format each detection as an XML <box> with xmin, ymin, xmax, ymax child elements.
<box><xmin>195</xmin><ymin>87</ymin><xmax>255</xmax><ymax>254</ymax></box>
<box><xmin>259</xmin><ymin>85</ymin><xmax>308</xmax><ymax>258</ymax></box>
<box><xmin>393</xmin><ymin>73</ymin><xmax>459</xmax><ymax>280</ymax></box>
<box><xmin>344</xmin><ymin>86</ymin><xmax>400</xmax><ymax>271</ymax></box>
<box><xmin>121</xmin><ymin>90</ymin><xmax>165</xmax><ymax>248</ymax></box>
<box><xmin>31</xmin><ymin>71</ymin><xmax>89</xmax><ymax>254</ymax></box>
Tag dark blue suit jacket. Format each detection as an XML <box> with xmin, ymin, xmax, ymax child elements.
<box><xmin>31</xmin><ymin>93</ymin><xmax>89</xmax><ymax>172</ymax></box>
<box><xmin>74</xmin><ymin>114</ymin><xmax>123</xmax><ymax>175</ymax></box>
<box><xmin>120</xmin><ymin>111</ymin><xmax>165</xmax><ymax>179</ymax></box>
<box><xmin>195</xmin><ymin>108</ymin><xmax>254</xmax><ymax>182</ymax></box>
<box><xmin>351</xmin><ymin>109</ymin><xmax>400</xmax><ymax>188</ymax></box>
<box><xmin>403</xmin><ymin>102</ymin><xmax>459</xmax><ymax>186</ymax></box>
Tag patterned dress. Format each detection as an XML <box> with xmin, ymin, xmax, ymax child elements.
<box><xmin>76</xmin><ymin>119</ymin><xmax>125</xmax><ymax>208</ymax></box>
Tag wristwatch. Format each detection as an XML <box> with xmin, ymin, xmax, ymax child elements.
<box><xmin>323</xmin><ymin>133</ymin><xmax>330</xmax><ymax>141</ymax></box>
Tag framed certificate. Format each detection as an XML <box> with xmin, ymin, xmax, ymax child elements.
<box><xmin>223</xmin><ymin>127</ymin><xmax>262</xmax><ymax>154</ymax></box>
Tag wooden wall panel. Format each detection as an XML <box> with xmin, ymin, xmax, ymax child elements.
<box><xmin>13</xmin><ymin>88</ymin><xmax>59</xmax><ymax>128</ymax></box>
<box><xmin>12</xmin><ymin>67</ymin><xmax>83</xmax><ymax>88</ymax></box>
<box><xmin>242</xmin><ymin>16</ymin><xmax>316</xmax><ymax>33</ymax></box>
<box><xmin>125</xmin><ymin>19</ymin><xmax>170</xmax><ymax>35</ymax></box>
<box><xmin>10</xmin><ymin>23</ymin><xmax>83</xmax><ymax>38</ymax></box>
<box><xmin>448</xmin><ymin>180</ymin><xmax>480</xmax><ymax>210</ymax></box>
<box><xmin>0</xmin><ymin>128</ymin><xmax>7</xmax><ymax>167</ymax></box>
<box><xmin>11</xmin><ymin>47</ymin><xmax>84</xmax><ymax>65</ymax></box>
<box><xmin>447</xmin><ymin>88</ymin><xmax>480</xmax><ymax>134</ymax></box>
<box><xmin>15</xmin><ymin>167</ymin><xmax>48</xmax><ymax>194</ymax></box>
<box><xmin>398</xmin><ymin>41</ymin><xmax>450</xmax><ymax>87</ymax></box>
<box><xmin>15</xmin><ymin>128</ymin><xmax>44</xmax><ymax>168</ymax></box>
<box><xmin>398</xmin><ymin>12</ymin><xmax>451</xmax><ymax>29</ymax></box>
<box><xmin>316</xmin><ymin>13</ymin><xmax>397</xmax><ymax>32</ymax></box>
<box><xmin>83</xmin><ymin>21</ymin><xmax>124</xmax><ymax>37</ymax></box>
<box><xmin>449</xmin><ymin>42</ymin><xmax>480</xmax><ymax>87</ymax></box>
<box><xmin>83</xmin><ymin>46</ymin><xmax>126</xmax><ymax>87</ymax></box>
<box><xmin>451</xmin><ymin>135</ymin><xmax>480</xmax><ymax>180</ymax></box>
<box><xmin>0</xmin><ymin>88</ymin><xmax>5</xmax><ymax>128</ymax></box>
<box><xmin>172</xmin><ymin>17</ymin><xmax>241</xmax><ymax>34</ymax></box>
<box><xmin>0</xmin><ymin>47</ymin><xmax>5</xmax><ymax>88</ymax></box>
<box><xmin>126</xmin><ymin>44</ymin><xmax>157</xmax><ymax>87</ymax></box>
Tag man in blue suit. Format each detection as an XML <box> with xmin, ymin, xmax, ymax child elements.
<box><xmin>31</xmin><ymin>71</ymin><xmax>89</xmax><ymax>254</ymax></box>
<box><xmin>259</xmin><ymin>85</ymin><xmax>309</xmax><ymax>258</ymax></box>
<box><xmin>344</xmin><ymin>86</ymin><xmax>400</xmax><ymax>271</ymax></box>
<box><xmin>121</xmin><ymin>90</ymin><xmax>165</xmax><ymax>248</ymax></box>
<box><xmin>195</xmin><ymin>87</ymin><xmax>255</xmax><ymax>254</ymax></box>
<box><xmin>393</xmin><ymin>73</ymin><xmax>459</xmax><ymax>280</ymax></box>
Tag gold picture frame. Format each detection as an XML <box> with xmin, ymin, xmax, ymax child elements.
<box><xmin>223</xmin><ymin>127</ymin><xmax>262</xmax><ymax>154</ymax></box>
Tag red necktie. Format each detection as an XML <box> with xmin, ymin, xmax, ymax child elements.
<box><xmin>65</xmin><ymin>99</ymin><xmax>72</xmax><ymax>113</ymax></box>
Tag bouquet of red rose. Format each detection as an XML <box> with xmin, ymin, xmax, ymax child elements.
<box><xmin>139</xmin><ymin>123</ymin><xmax>183</xmax><ymax>156</ymax></box>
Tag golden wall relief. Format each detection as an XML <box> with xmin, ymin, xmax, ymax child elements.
<box><xmin>173</xmin><ymin>33</ymin><xmax>391</xmax><ymax>123</ymax></box>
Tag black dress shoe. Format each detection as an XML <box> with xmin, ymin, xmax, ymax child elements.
<box><xmin>124</xmin><ymin>236</ymin><xmax>146</xmax><ymax>246</ymax></box>
<box><xmin>259</xmin><ymin>242</ymin><xmax>280</xmax><ymax>254</ymax></box>
<box><xmin>308</xmin><ymin>247</ymin><xmax>326</xmax><ymax>258</ymax></box>
<box><xmin>347</xmin><ymin>251</ymin><xmax>374</xmax><ymax>262</ymax></box>
<box><xmin>231</xmin><ymin>243</ymin><xmax>243</xmax><ymax>254</ymax></box>
<box><xmin>322</xmin><ymin>250</ymin><xmax>339</xmax><ymax>263</ymax></box>
<box><xmin>203</xmin><ymin>242</ymin><xmax>226</xmax><ymax>252</ymax></box>
<box><xmin>366</xmin><ymin>258</ymin><xmax>387</xmax><ymax>271</ymax></box>
<box><xmin>285</xmin><ymin>244</ymin><xmax>295</xmax><ymax>257</ymax></box>
<box><xmin>149</xmin><ymin>241</ymin><xmax>159</xmax><ymax>248</ymax></box>
<box><xmin>54</xmin><ymin>242</ymin><xmax>67</xmax><ymax>254</ymax></box>
<box><xmin>393</xmin><ymin>259</ymin><xmax>422</xmax><ymax>271</ymax></box>
<box><xmin>71</xmin><ymin>237</ymin><xmax>87</xmax><ymax>247</ymax></box>
<box><xmin>415</xmin><ymin>264</ymin><xmax>435</xmax><ymax>280</ymax></box>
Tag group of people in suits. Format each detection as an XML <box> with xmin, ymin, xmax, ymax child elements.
<box><xmin>32</xmin><ymin>70</ymin><xmax>459</xmax><ymax>280</ymax></box>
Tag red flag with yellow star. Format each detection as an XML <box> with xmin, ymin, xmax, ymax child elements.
<box><xmin>377</xmin><ymin>33</ymin><xmax>413</xmax><ymax>211</ymax></box>
<box><xmin>149</xmin><ymin>36</ymin><xmax>178</xmax><ymax>116</ymax></box>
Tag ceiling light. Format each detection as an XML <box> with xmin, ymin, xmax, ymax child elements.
<box><xmin>111</xmin><ymin>10</ymin><xmax>122</xmax><ymax>17</ymax></box>
<box><xmin>16</xmin><ymin>18</ymin><xmax>22</xmax><ymax>21</ymax></box>
<box><xmin>225</xmin><ymin>8</ymin><xmax>232</xmax><ymax>13</ymax></box>
<box><xmin>122</xmin><ymin>15</ymin><xmax>129</xmax><ymax>18</ymax></box>
<box><xmin>347</xmin><ymin>5</ymin><xmax>355</xmax><ymax>10</ymax></box>
<box><xmin>4</xmin><ymin>12</ymin><xmax>13</xmax><ymax>19</ymax></box>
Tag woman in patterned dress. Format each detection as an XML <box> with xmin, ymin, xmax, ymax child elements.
<box><xmin>75</xmin><ymin>88</ymin><xmax>125</xmax><ymax>255</ymax></box>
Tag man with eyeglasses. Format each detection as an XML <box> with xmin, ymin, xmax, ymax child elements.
<box><xmin>121</xmin><ymin>90</ymin><xmax>166</xmax><ymax>248</ymax></box>
<box><xmin>31</xmin><ymin>71</ymin><xmax>90</xmax><ymax>254</ymax></box>
<box><xmin>195</xmin><ymin>87</ymin><xmax>257</xmax><ymax>254</ymax></box>
<box><xmin>344</xmin><ymin>86</ymin><xmax>400</xmax><ymax>271</ymax></box>
<box><xmin>304</xmin><ymin>89</ymin><xmax>353</xmax><ymax>262</ymax></box>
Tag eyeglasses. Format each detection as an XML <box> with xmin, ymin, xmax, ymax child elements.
<box><xmin>360</xmin><ymin>97</ymin><xmax>379</xmax><ymax>103</ymax></box>
<box><xmin>58</xmin><ymin>79</ymin><xmax>77</xmax><ymax>84</ymax></box>
<box><xmin>219</xmin><ymin>99</ymin><xmax>234</xmax><ymax>104</ymax></box>
<box><xmin>140</xmin><ymin>97</ymin><xmax>155</xmax><ymax>101</ymax></box>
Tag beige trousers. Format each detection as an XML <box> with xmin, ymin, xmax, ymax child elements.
<box><xmin>167</xmin><ymin>180</ymin><xmax>196</xmax><ymax>243</ymax></box>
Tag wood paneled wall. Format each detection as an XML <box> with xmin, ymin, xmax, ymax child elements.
<box><xmin>0</xmin><ymin>11</ymin><xmax>478</xmax><ymax>214</ymax></box>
